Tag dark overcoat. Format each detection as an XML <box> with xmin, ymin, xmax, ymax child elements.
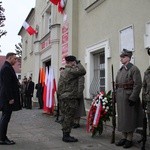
<box><xmin>26</xmin><ymin>81</ymin><xmax>34</xmax><ymax>97</ymax></box>
<box><xmin>0</xmin><ymin>61</ymin><xmax>21</xmax><ymax>111</ymax></box>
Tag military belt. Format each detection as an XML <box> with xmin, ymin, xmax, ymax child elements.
<box><xmin>116</xmin><ymin>84</ymin><xmax>133</xmax><ymax>89</ymax></box>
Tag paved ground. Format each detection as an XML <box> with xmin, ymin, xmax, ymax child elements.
<box><xmin>0</xmin><ymin>107</ymin><xmax>149</xmax><ymax>150</ymax></box>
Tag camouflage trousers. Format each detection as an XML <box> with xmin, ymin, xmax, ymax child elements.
<box><xmin>60</xmin><ymin>98</ymin><xmax>78</xmax><ymax>133</ymax></box>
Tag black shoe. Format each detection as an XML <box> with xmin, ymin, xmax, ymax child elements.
<box><xmin>0</xmin><ymin>139</ymin><xmax>15</xmax><ymax>145</ymax></box>
<box><xmin>62</xmin><ymin>132</ymin><xmax>78</xmax><ymax>142</ymax></box>
<box><xmin>123</xmin><ymin>140</ymin><xmax>133</xmax><ymax>148</ymax></box>
<box><xmin>72</xmin><ymin>123</ymin><xmax>80</xmax><ymax>128</ymax></box>
<box><xmin>62</xmin><ymin>136</ymin><xmax>78</xmax><ymax>142</ymax></box>
<box><xmin>116</xmin><ymin>139</ymin><xmax>126</xmax><ymax>146</ymax></box>
<box><xmin>6</xmin><ymin>138</ymin><xmax>15</xmax><ymax>144</ymax></box>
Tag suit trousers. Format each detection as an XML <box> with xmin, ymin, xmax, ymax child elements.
<box><xmin>0</xmin><ymin>105</ymin><xmax>12</xmax><ymax>141</ymax></box>
<box><xmin>26</xmin><ymin>96</ymin><xmax>32</xmax><ymax>109</ymax></box>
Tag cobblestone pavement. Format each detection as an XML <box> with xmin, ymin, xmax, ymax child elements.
<box><xmin>0</xmin><ymin>107</ymin><xmax>149</xmax><ymax>150</ymax></box>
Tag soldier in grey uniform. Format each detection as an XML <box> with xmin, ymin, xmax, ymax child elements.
<box><xmin>115</xmin><ymin>49</ymin><xmax>143</xmax><ymax>148</ymax></box>
<box><xmin>57</xmin><ymin>55</ymin><xmax>86</xmax><ymax>142</ymax></box>
<box><xmin>142</xmin><ymin>48</ymin><xmax>150</xmax><ymax>136</ymax></box>
<box><xmin>73</xmin><ymin>74</ymin><xmax>86</xmax><ymax>128</ymax></box>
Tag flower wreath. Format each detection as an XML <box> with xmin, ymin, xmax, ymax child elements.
<box><xmin>86</xmin><ymin>90</ymin><xmax>112</xmax><ymax>137</ymax></box>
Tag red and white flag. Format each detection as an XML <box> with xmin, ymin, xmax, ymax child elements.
<box><xmin>23</xmin><ymin>21</ymin><xmax>37</xmax><ymax>35</ymax></box>
<box><xmin>46</xmin><ymin>67</ymin><xmax>56</xmax><ymax>113</ymax></box>
<box><xmin>58</xmin><ymin>0</ymin><xmax>66</xmax><ymax>14</ymax></box>
<box><xmin>43</xmin><ymin>67</ymin><xmax>51</xmax><ymax>113</ymax></box>
<box><xmin>50</xmin><ymin>0</ymin><xmax>66</xmax><ymax>14</ymax></box>
<box><xmin>50</xmin><ymin>0</ymin><xmax>60</xmax><ymax>5</ymax></box>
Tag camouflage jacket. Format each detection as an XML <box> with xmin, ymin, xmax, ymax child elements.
<box><xmin>142</xmin><ymin>66</ymin><xmax>150</xmax><ymax>102</ymax></box>
<box><xmin>57</xmin><ymin>63</ymin><xmax>86</xmax><ymax>100</ymax></box>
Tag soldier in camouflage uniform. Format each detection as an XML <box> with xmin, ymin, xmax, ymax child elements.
<box><xmin>142</xmin><ymin>49</ymin><xmax>150</xmax><ymax>136</ymax></box>
<box><xmin>57</xmin><ymin>55</ymin><xmax>86</xmax><ymax>142</ymax></box>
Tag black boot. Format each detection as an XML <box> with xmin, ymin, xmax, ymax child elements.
<box><xmin>123</xmin><ymin>140</ymin><xmax>133</xmax><ymax>148</ymax></box>
<box><xmin>62</xmin><ymin>132</ymin><xmax>78</xmax><ymax>142</ymax></box>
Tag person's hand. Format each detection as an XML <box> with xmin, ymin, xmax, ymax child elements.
<box><xmin>129</xmin><ymin>100</ymin><xmax>136</xmax><ymax>106</ymax></box>
<box><xmin>9</xmin><ymin>99</ymin><xmax>14</xmax><ymax>105</ymax></box>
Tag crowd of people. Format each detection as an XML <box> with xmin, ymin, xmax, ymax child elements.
<box><xmin>0</xmin><ymin>51</ymin><xmax>150</xmax><ymax>149</ymax></box>
<box><xmin>20</xmin><ymin>76</ymin><xmax>35</xmax><ymax>109</ymax></box>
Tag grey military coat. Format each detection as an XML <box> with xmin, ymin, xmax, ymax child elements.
<box><xmin>74</xmin><ymin>76</ymin><xmax>86</xmax><ymax>118</ymax></box>
<box><xmin>116</xmin><ymin>63</ymin><xmax>143</xmax><ymax>132</ymax></box>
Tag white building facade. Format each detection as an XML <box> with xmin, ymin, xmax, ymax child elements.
<box><xmin>19</xmin><ymin>0</ymin><xmax>150</xmax><ymax>110</ymax></box>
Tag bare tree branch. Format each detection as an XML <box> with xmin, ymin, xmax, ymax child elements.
<box><xmin>0</xmin><ymin>1</ymin><xmax>7</xmax><ymax>38</ymax></box>
<box><xmin>15</xmin><ymin>42</ymin><xmax>22</xmax><ymax>59</ymax></box>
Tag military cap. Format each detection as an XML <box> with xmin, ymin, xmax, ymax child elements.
<box><xmin>65</xmin><ymin>55</ymin><xmax>76</xmax><ymax>61</ymax></box>
<box><xmin>120</xmin><ymin>49</ymin><xmax>132</xmax><ymax>58</ymax></box>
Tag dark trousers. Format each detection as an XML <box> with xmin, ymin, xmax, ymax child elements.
<box><xmin>26</xmin><ymin>96</ymin><xmax>32</xmax><ymax>109</ymax></box>
<box><xmin>23</xmin><ymin>94</ymin><xmax>27</xmax><ymax>108</ymax></box>
<box><xmin>0</xmin><ymin>105</ymin><xmax>12</xmax><ymax>141</ymax></box>
<box><xmin>38</xmin><ymin>95</ymin><xmax>43</xmax><ymax>109</ymax></box>
<box><xmin>20</xmin><ymin>93</ymin><xmax>23</xmax><ymax>107</ymax></box>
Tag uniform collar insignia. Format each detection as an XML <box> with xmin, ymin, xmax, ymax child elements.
<box><xmin>120</xmin><ymin>63</ymin><xmax>133</xmax><ymax>70</ymax></box>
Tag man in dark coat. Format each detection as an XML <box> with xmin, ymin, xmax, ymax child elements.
<box><xmin>0</xmin><ymin>52</ymin><xmax>21</xmax><ymax>145</ymax></box>
<box><xmin>115</xmin><ymin>49</ymin><xmax>143</xmax><ymax>148</ymax></box>
<box><xmin>35</xmin><ymin>82</ymin><xmax>43</xmax><ymax>109</ymax></box>
<box><xmin>26</xmin><ymin>77</ymin><xmax>34</xmax><ymax>109</ymax></box>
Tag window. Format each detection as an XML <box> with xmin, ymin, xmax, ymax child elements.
<box><xmin>41</xmin><ymin>6</ymin><xmax>51</xmax><ymax>36</ymax></box>
<box><xmin>46</xmin><ymin>6</ymin><xmax>51</xmax><ymax>33</ymax></box>
<box><xmin>99</xmin><ymin>52</ymin><xmax>105</xmax><ymax>91</ymax></box>
<box><xmin>89</xmin><ymin>51</ymin><xmax>105</xmax><ymax>97</ymax></box>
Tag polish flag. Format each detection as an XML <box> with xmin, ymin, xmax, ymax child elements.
<box><xmin>50</xmin><ymin>0</ymin><xmax>60</xmax><ymax>5</ymax></box>
<box><xmin>43</xmin><ymin>67</ymin><xmax>51</xmax><ymax>113</ymax></box>
<box><xmin>46</xmin><ymin>67</ymin><xmax>56</xmax><ymax>113</ymax></box>
<box><xmin>40</xmin><ymin>67</ymin><xmax>45</xmax><ymax>87</ymax></box>
<box><xmin>58</xmin><ymin>0</ymin><xmax>65</xmax><ymax>14</ymax></box>
<box><xmin>23</xmin><ymin>21</ymin><xmax>37</xmax><ymax>35</ymax></box>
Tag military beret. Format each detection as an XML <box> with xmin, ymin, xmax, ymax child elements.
<box><xmin>120</xmin><ymin>49</ymin><xmax>132</xmax><ymax>58</ymax></box>
<box><xmin>65</xmin><ymin>55</ymin><xmax>76</xmax><ymax>61</ymax></box>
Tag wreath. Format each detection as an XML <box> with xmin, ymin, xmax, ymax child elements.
<box><xmin>86</xmin><ymin>90</ymin><xmax>112</xmax><ymax>137</ymax></box>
